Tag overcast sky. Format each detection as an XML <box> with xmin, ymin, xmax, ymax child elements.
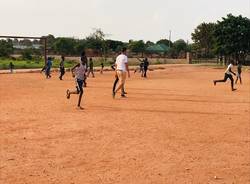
<box><xmin>0</xmin><ymin>0</ymin><xmax>249</xmax><ymax>42</ymax></box>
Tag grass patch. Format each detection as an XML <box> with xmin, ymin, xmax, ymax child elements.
<box><xmin>0</xmin><ymin>58</ymin><xmax>77</xmax><ymax>70</ymax></box>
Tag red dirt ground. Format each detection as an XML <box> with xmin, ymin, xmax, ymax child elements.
<box><xmin>1</xmin><ymin>65</ymin><xmax>250</xmax><ymax>184</ymax></box>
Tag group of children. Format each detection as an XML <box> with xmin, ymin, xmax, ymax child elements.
<box><xmin>38</xmin><ymin>50</ymin><xmax>244</xmax><ymax>110</ymax></box>
<box><xmin>41</xmin><ymin>55</ymin><xmax>104</xmax><ymax>81</ymax></box>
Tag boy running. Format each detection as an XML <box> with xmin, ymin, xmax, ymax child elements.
<box><xmin>66</xmin><ymin>51</ymin><xmax>88</xmax><ymax>110</ymax></box>
<box><xmin>59</xmin><ymin>56</ymin><xmax>65</xmax><ymax>80</ymax></box>
<box><xmin>213</xmin><ymin>60</ymin><xmax>237</xmax><ymax>91</ymax></box>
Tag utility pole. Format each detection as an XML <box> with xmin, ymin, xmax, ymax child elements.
<box><xmin>169</xmin><ymin>30</ymin><xmax>171</xmax><ymax>48</ymax></box>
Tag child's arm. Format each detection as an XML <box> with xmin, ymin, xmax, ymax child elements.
<box><xmin>71</xmin><ymin>63</ymin><xmax>80</xmax><ymax>77</ymax></box>
<box><xmin>136</xmin><ymin>58</ymin><xmax>143</xmax><ymax>62</ymax></box>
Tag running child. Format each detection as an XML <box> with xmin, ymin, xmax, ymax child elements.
<box><xmin>59</xmin><ymin>55</ymin><xmax>65</xmax><ymax>80</ymax></box>
<box><xmin>66</xmin><ymin>51</ymin><xmax>88</xmax><ymax>110</ymax></box>
<box><xmin>213</xmin><ymin>60</ymin><xmax>237</xmax><ymax>91</ymax></box>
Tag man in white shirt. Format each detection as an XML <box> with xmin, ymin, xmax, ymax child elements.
<box><xmin>113</xmin><ymin>47</ymin><xmax>130</xmax><ymax>98</ymax></box>
<box><xmin>213</xmin><ymin>60</ymin><xmax>237</xmax><ymax>91</ymax></box>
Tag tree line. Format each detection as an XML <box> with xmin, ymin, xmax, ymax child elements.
<box><xmin>0</xmin><ymin>14</ymin><xmax>249</xmax><ymax>64</ymax></box>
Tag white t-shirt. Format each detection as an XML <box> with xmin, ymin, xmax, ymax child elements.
<box><xmin>225</xmin><ymin>63</ymin><xmax>233</xmax><ymax>75</ymax></box>
<box><xmin>75</xmin><ymin>63</ymin><xmax>87</xmax><ymax>80</ymax></box>
<box><xmin>116</xmin><ymin>54</ymin><xmax>128</xmax><ymax>72</ymax></box>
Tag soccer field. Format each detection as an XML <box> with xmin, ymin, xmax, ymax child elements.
<box><xmin>0</xmin><ymin>65</ymin><xmax>250</xmax><ymax>183</ymax></box>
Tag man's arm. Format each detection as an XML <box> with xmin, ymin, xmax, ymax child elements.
<box><xmin>229</xmin><ymin>68</ymin><xmax>236</xmax><ymax>75</ymax></box>
<box><xmin>126</xmin><ymin>63</ymin><xmax>130</xmax><ymax>78</ymax></box>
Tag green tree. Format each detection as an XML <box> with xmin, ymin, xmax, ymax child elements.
<box><xmin>173</xmin><ymin>39</ymin><xmax>188</xmax><ymax>53</ymax></box>
<box><xmin>74</xmin><ymin>39</ymin><xmax>87</xmax><ymax>54</ymax></box>
<box><xmin>191</xmin><ymin>22</ymin><xmax>216</xmax><ymax>58</ymax></box>
<box><xmin>21</xmin><ymin>48</ymin><xmax>33</xmax><ymax>60</ymax></box>
<box><xmin>0</xmin><ymin>39</ymin><xmax>13</xmax><ymax>57</ymax></box>
<box><xmin>156</xmin><ymin>39</ymin><xmax>172</xmax><ymax>47</ymax></box>
<box><xmin>169</xmin><ymin>39</ymin><xmax>188</xmax><ymax>58</ymax></box>
<box><xmin>105</xmin><ymin>39</ymin><xmax>124</xmax><ymax>52</ymax></box>
<box><xmin>53</xmin><ymin>38</ymin><xmax>76</xmax><ymax>55</ymax></box>
<box><xmin>128</xmin><ymin>40</ymin><xmax>145</xmax><ymax>56</ymax></box>
<box><xmin>145</xmin><ymin>41</ymin><xmax>155</xmax><ymax>47</ymax></box>
<box><xmin>86</xmin><ymin>28</ymin><xmax>105</xmax><ymax>53</ymax></box>
<box><xmin>214</xmin><ymin>14</ymin><xmax>250</xmax><ymax>63</ymax></box>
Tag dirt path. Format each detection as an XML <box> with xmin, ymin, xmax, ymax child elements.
<box><xmin>1</xmin><ymin>66</ymin><xmax>250</xmax><ymax>184</ymax></box>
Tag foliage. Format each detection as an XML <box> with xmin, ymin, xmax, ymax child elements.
<box><xmin>213</xmin><ymin>14</ymin><xmax>250</xmax><ymax>60</ymax></box>
<box><xmin>128</xmin><ymin>40</ymin><xmax>145</xmax><ymax>55</ymax></box>
<box><xmin>191</xmin><ymin>22</ymin><xmax>216</xmax><ymax>58</ymax></box>
<box><xmin>86</xmin><ymin>28</ymin><xmax>105</xmax><ymax>52</ymax></box>
<box><xmin>105</xmin><ymin>40</ymin><xmax>124</xmax><ymax>52</ymax></box>
<box><xmin>0</xmin><ymin>39</ymin><xmax>13</xmax><ymax>57</ymax></box>
<box><xmin>145</xmin><ymin>41</ymin><xmax>155</xmax><ymax>47</ymax></box>
<box><xmin>53</xmin><ymin>38</ymin><xmax>76</xmax><ymax>55</ymax></box>
<box><xmin>21</xmin><ymin>49</ymin><xmax>33</xmax><ymax>60</ymax></box>
<box><xmin>173</xmin><ymin>39</ymin><xmax>188</xmax><ymax>53</ymax></box>
<box><xmin>156</xmin><ymin>39</ymin><xmax>172</xmax><ymax>47</ymax></box>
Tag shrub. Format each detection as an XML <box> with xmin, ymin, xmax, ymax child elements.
<box><xmin>21</xmin><ymin>49</ymin><xmax>33</xmax><ymax>60</ymax></box>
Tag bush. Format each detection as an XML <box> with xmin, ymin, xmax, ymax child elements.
<box><xmin>0</xmin><ymin>40</ymin><xmax>13</xmax><ymax>57</ymax></box>
<box><xmin>21</xmin><ymin>49</ymin><xmax>33</xmax><ymax>60</ymax></box>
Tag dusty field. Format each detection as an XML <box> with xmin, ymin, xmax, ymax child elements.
<box><xmin>0</xmin><ymin>65</ymin><xmax>250</xmax><ymax>184</ymax></box>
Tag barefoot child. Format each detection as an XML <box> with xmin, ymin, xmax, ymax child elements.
<box><xmin>66</xmin><ymin>51</ymin><xmax>88</xmax><ymax>109</ymax></box>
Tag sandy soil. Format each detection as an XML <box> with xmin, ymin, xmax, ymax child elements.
<box><xmin>1</xmin><ymin>65</ymin><xmax>250</xmax><ymax>184</ymax></box>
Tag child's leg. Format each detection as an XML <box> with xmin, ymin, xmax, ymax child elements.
<box><xmin>239</xmin><ymin>73</ymin><xmax>242</xmax><ymax>84</ymax></box>
<box><xmin>115</xmin><ymin>72</ymin><xmax>126</xmax><ymax>94</ymax></box>
<box><xmin>144</xmin><ymin>68</ymin><xmax>148</xmax><ymax>77</ymax></box>
<box><xmin>76</xmin><ymin>80</ymin><xmax>84</xmax><ymax>108</ymax></box>
<box><xmin>214</xmin><ymin>74</ymin><xmax>228</xmax><ymax>84</ymax></box>
<box><xmin>235</xmin><ymin>76</ymin><xmax>238</xmax><ymax>84</ymax></box>
<box><xmin>113</xmin><ymin>76</ymin><xmax>119</xmax><ymax>93</ymax></box>
<box><xmin>77</xmin><ymin>90</ymin><xmax>83</xmax><ymax>107</ymax></box>
<box><xmin>66</xmin><ymin>80</ymin><xmax>80</xmax><ymax>99</ymax></box>
<box><xmin>228</xmin><ymin>75</ymin><xmax>236</xmax><ymax>91</ymax></box>
<box><xmin>83</xmin><ymin>79</ymin><xmax>87</xmax><ymax>87</ymax></box>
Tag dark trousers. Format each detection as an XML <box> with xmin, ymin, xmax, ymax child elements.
<box><xmin>45</xmin><ymin>68</ymin><xmax>51</xmax><ymax>78</ymax></box>
<box><xmin>143</xmin><ymin>67</ymin><xmax>148</xmax><ymax>77</ymax></box>
<box><xmin>214</xmin><ymin>73</ymin><xmax>234</xmax><ymax>90</ymax></box>
<box><xmin>59</xmin><ymin>67</ymin><xmax>65</xmax><ymax>80</ymax></box>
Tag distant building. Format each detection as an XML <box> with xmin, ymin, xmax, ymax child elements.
<box><xmin>13</xmin><ymin>43</ymin><xmax>41</xmax><ymax>50</ymax></box>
